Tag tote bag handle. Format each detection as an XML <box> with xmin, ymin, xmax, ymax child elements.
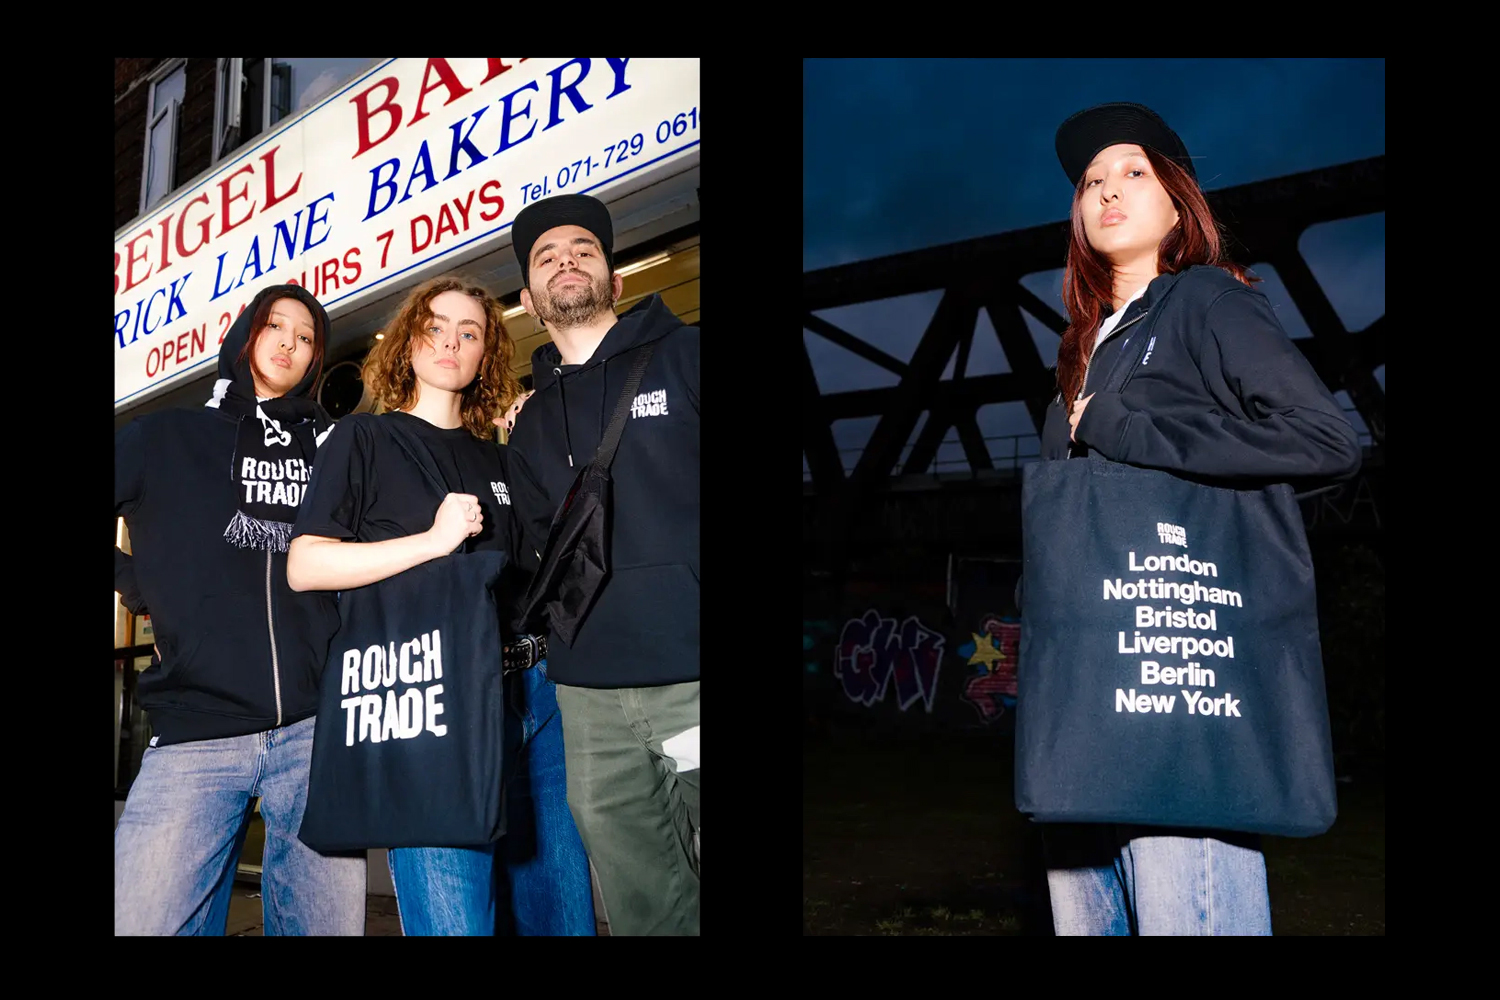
<box><xmin>384</xmin><ymin>418</ymin><xmax>477</xmax><ymax>556</ymax></box>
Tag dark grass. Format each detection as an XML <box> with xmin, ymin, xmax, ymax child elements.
<box><xmin>803</xmin><ymin>726</ymin><xmax>1384</xmax><ymax>936</ymax></box>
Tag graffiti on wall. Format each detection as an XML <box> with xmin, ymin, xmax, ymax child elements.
<box><xmin>956</xmin><ymin>614</ymin><xmax>1020</xmax><ymax>723</ymax></box>
<box><xmin>834</xmin><ymin>609</ymin><xmax>946</xmax><ymax>712</ymax></box>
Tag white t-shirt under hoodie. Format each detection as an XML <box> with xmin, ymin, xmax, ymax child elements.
<box><xmin>1094</xmin><ymin>284</ymin><xmax>1149</xmax><ymax>353</ymax></box>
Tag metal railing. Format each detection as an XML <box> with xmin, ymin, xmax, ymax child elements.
<box><xmin>803</xmin><ymin>433</ymin><xmax>1041</xmax><ymax>481</ymax></box>
<box><xmin>805</xmin><ymin>407</ymin><xmax>1373</xmax><ymax>483</ymax></box>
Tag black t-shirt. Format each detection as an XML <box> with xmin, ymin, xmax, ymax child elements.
<box><xmin>293</xmin><ymin>411</ymin><xmax>534</xmax><ymax>621</ymax></box>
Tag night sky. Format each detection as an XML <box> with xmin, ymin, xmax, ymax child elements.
<box><xmin>803</xmin><ymin>59</ymin><xmax>1385</xmax><ymax>474</ymax></box>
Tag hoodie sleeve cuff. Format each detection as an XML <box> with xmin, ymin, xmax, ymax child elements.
<box><xmin>1076</xmin><ymin>391</ymin><xmax>1133</xmax><ymax>460</ymax></box>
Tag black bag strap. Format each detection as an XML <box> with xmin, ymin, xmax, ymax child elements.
<box><xmin>383</xmin><ymin>416</ymin><xmax>475</xmax><ymax>555</ymax></box>
<box><xmin>587</xmin><ymin>343</ymin><xmax>656</xmax><ymax>473</ymax></box>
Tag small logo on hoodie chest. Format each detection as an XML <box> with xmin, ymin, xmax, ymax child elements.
<box><xmin>631</xmin><ymin>388</ymin><xmax>669</xmax><ymax>419</ymax></box>
<box><xmin>491</xmin><ymin>481</ymin><xmax>510</xmax><ymax>506</ymax></box>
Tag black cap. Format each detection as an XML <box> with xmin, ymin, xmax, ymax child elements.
<box><xmin>1055</xmin><ymin>102</ymin><xmax>1196</xmax><ymax>188</ymax></box>
<box><xmin>511</xmin><ymin>193</ymin><xmax>615</xmax><ymax>288</ymax></box>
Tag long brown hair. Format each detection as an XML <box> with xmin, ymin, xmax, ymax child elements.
<box><xmin>236</xmin><ymin>293</ymin><xmax>327</xmax><ymax>393</ymax></box>
<box><xmin>1056</xmin><ymin>147</ymin><xmax>1259</xmax><ymax>406</ymax></box>
<box><xmin>362</xmin><ymin>275</ymin><xmax>522</xmax><ymax>439</ymax></box>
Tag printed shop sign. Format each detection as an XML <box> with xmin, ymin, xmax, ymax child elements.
<box><xmin>114</xmin><ymin>57</ymin><xmax>701</xmax><ymax>410</ymax></box>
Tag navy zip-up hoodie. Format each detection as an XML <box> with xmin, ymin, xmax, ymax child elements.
<box><xmin>1042</xmin><ymin>265</ymin><xmax>1362</xmax><ymax>487</ymax></box>
<box><xmin>507</xmin><ymin>293</ymin><xmax>699</xmax><ymax>688</ymax></box>
<box><xmin>114</xmin><ymin>285</ymin><xmax>341</xmax><ymax>745</ymax></box>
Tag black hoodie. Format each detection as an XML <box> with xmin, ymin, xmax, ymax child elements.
<box><xmin>114</xmin><ymin>284</ymin><xmax>341</xmax><ymax>746</ymax></box>
<box><xmin>507</xmin><ymin>294</ymin><xmax>699</xmax><ymax>688</ymax></box>
<box><xmin>1041</xmin><ymin>265</ymin><xmax>1362</xmax><ymax>487</ymax></box>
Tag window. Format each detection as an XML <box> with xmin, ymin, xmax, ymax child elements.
<box><xmin>215</xmin><ymin>57</ymin><xmax>265</xmax><ymax>161</ymax></box>
<box><xmin>214</xmin><ymin>58</ymin><xmax>243</xmax><ymax>161</ymax></box>
<box><xmin>140</xmin><ymin>61</ymin><xmax>186</xmax><ymax>213</ymax></box>
<box><xmin>216</xmin><ymin>57</ymin><xmax>380</xmax><ymax>162</ymax></box>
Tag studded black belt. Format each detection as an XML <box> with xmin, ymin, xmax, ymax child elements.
<box><xmin>503</xmin><ymin>633</ymin><xmax>547</xmax><ymax>675</ymax></box>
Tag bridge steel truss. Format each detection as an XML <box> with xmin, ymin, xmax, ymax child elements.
<box><xmin>802</xmin><ymin>156</ymin><xmax>1384</xmax><ymax>573</ymax></box>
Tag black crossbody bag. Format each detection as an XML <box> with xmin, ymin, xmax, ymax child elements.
<box><xmin>516</xmin><ymin>343</ymin><xmax>655</xmax><ymax>646</ymax></box>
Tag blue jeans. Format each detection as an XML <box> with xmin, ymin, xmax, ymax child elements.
<box><xmin>114</xmin><ymin>715</ymin><xmax>367</xmax><ymax>935</ymax></box>
<box><xmin>389</xmin><ymin>661</ymin><xmax>596</xmax><ymax>935</ymax></box>
<box><xmin>1043</xmin><ymin>824</ymin><xmax>1272</xmax><ymax>935</ymax></box>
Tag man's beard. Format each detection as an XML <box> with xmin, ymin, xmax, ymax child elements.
<box><xmin>532</xmin><ymin>271</ymin><xmax>615</xmax><ymax>330</ymax></box>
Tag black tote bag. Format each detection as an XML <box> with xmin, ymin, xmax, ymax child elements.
<box><xmin>516</xmin><ymin>343</ymin><xmax>654</xmax><ymax>647</ymax></box>
<box><xmin>299</xmin><ymin>420</ymin><xmax>508</xmax><ymax>851</ymax></box>
<box><xmin>1014</xmin><ymin>309</ymin><xmax>1338</xmax><ymax>837</ymax></box>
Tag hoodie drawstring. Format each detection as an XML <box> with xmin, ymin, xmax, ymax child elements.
<box><xmin>555</xmin><ymin>367</ymin><xmax>575</xmax><ymax>468</ymax></box>
<box><xmin>545</xmin><ymin>294</ymin><xmax>673</xmax><ymax>470</ymax></box>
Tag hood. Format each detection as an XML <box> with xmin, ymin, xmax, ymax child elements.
<box><xmin>212</xmin><ymin>283</ymin><xmax>331</xmax><ymax>401</ymax></box>
<box><xmin>529</xmin><ymin>294</ymin><xmax>685</xmax><ymax>391</ymax></box>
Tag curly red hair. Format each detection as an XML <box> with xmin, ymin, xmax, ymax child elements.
<box><xmin>362</xmin><ymin>275</ymin><xmax>521</xmax><ymax>439</ymax></box>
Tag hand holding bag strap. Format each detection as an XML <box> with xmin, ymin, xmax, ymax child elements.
<box><xmin>1066</xmin><ymin>309</ymin><xmax>1160</xmax><ymax>460</ymax></box>
<box><xmin>383</xmin><ymin>417</ymin><xmax>476</xmax><ymax>555</ymax></box>
<box><xmin>590</xmin><ymin>342</ymin><xmax>657</xmax><ymax>473</ymax></box>
<box><xmin>386</xmin><ymin>418</ymin><xmax>552</xmax><ymax>659</ymax></box>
